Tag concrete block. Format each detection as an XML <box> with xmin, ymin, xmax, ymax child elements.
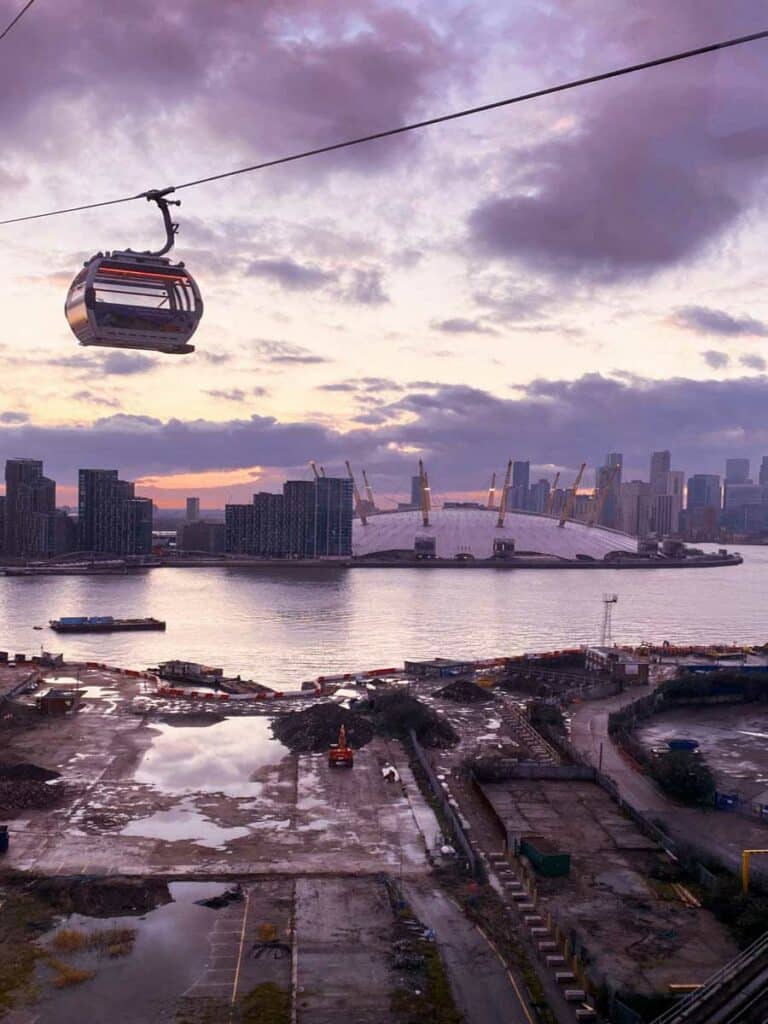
<box><xmin>564</xmin><ymin>989</ymin><xmax>586</xmax><ymax>1001</ymax></box>
<box><xmin>530</xmin><ymin>926</ymin><xmax>549</xmax><ymax>936</ymax></box>
<box><xmin>555</xmin><ymin>971</ymin><xmax>576</xmax><ymax>983</ymax></box>
<box><xmin>546</xmin><ymin>954</ymin><xmax>566</xmax><ymax>965</ymax></box>
<box><xmin>518</xmin><ymin>902</ymin><xmax>535</xmax><ymax>911</ymax></box>
<box><xmin>575</xmin><ymin>1008</ymin><xmax>597</xmax><ymax>1022</ymax></box>
<box><xmin>511</xmin><ymin>892</ymin><xmax>529</xmax><ymax>901</ymax></box>
<box><xmin>538</xmin><ymin>941</ymin><xmax>558</xmax><ymax>952</ymax></box>
<box><xmin>524</xmin><ymin>915</ymin><xmax>542</xmax><ymax>925</ymax></box>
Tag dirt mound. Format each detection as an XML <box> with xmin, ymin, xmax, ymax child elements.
<box><xmin>433</xmin><ymin>679</ymin><xmax>493</xmax><ymax>704</ymax></box>
<box><xmin>372</xmin><ymin>692</ymin><xmax>459</xmax><ymax>748</ymax></box>
<box><xmin>0</xmin><ymin>762</ymin><xmax>60</xmax><ymax>782</ymax></box>
<box><xmin>271</xmin><ymin>703</ymin><xmax>374</xmax><ymax>753</ymax></box>
<box><xmin>36</xmin><ymin>877</ymin><xmax>172</xmax><ymax>918</ymax></box>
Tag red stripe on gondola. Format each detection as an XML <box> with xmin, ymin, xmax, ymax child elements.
<box><xmin>98</xmin><ymin>266</ymin><xmax>189</xmax><ymax>282</ymax></box>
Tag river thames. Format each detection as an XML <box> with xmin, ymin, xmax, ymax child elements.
<box><xmin>0</xmin><ymin>548</ymin><xmax>764</xmax><ymax>685</ymax></box>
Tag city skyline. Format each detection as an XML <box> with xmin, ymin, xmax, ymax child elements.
<box><xmin>0</xmin><ymin>2</ymin><xmax>767</xmax><ymax>506</ymax></box>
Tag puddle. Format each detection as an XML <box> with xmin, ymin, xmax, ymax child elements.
<box><xmin>135</xmin><ymin>716</ymin><xmax>286</xmax><ymax>797</ymax></box>
<box><xmin>34</xmin><ymin>881</ymin><xmax>231</xmax><ymax>1023</ymax></box>
<box><xmin>121</xmin><ymin>798</ymin><xmax>251</xmax><ymax>848</ymax></box>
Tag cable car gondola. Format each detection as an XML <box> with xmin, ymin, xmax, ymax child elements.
<box><xmin>64</xmin><ymin>189</ymin><xmax>202</xmax><ymax>356</ymax></box>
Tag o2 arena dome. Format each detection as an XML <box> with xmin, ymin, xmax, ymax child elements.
<box><xmin>352</xmin><ymin>506</ymin><xmax>638</xmax><ymax>561</ymax></box>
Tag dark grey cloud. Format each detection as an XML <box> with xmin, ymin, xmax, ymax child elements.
<box><xmin>253</xmin><ymin>340</ymin><xmax>331</xmax><ymax>366</ymax></box>
<box><xmin>0</xmin><ymin>3</ymin><xmax>459</xmax><ymax>179</ymax></box>
<box><xmin>6</xmin><ymin>373</ymin><xmax>768</xmax><ymax>488</ymax></box>
<box><xmin>740</xmin><ymin>353</ymin><xmax>767</xmax><ymax>371</ymax></box>
<box><xmin>246</xmin><ymin>258</ymin><xmax>336</xmax><ymax>292</ymax></box>
<box><xmin>0</xmin><ymin>411</ymin><xmax>28</xmax><ymax>424</ymax></box>
<box><xmin>316</xmin><ymin>377</ymin><xmax>401</xmax><ymax>394</ymax></box>
<box><xmin>338</xmin><ymin>268</ymin><xmax>388</xmax><ymax>306</ymax></box>
<box><xmin>673</xmin><ymin>305</ymin><xmax>768</xmax><ymax>337</ymax></box>
<box><xmin>432</xmin><ymin>318</ymin><xmax>496</xmax><ymax>335</ymax></box>
<box><xmin>702</xmin><ymin>350</ymin><xmax>730</xmax><ymax>369</ymax></box>
<box><xmin>102</xmin><ymin>353</ymin><xmax>156</xmax><ymax>376</ymax></box>
<box><xmin>198</xmin><ymin>351</ymin><xmax>233</xmax><ymax>366</ymax></box>
<box><xmin>468</xmin><ymin>2</ymin><xmax>768</xmax><ymax>281</ymax></box>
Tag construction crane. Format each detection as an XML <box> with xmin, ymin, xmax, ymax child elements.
<box><xmin>496</xmin><ymin>460</ymin><xmax>512</xmax><ymax>528</ymax></box>
<box><xmin>310</xmin><ymin>460</ymin><xmax>321</xmax><ymax>480</ymax></box>
<box><xmin>362</xmin><ymin>468</ymin><xmax>376</xmax><ymax>511</ymax></box>
<box><xmin>558</xmin><ymin>462</ymin><xmax>586</xmax><ymax>527</ymax></box>
<box><xmin>418</xmin><ymin>459</ymin><xmax>430</xmax><ymax>527</ymax></box>
<box><xmin>486</xmin><ymin>471</ymin><xmax>497</xmax><ymax>510</ymax></box>
<box><xmin>545</xmin><ymin>471</ymin><xmax>560</xmax><ymax>514</ymax></box>
<box><xmin>345</xmin><ymin>460</ymin><xmax>367</xmax><ymax>525</ymax></box>
<box><xmin>587</xmin><ymin>462</ymin><xmax>620</xmax><ymax>527</ymax></box>
<box><xmin>319</xmin><ymin>465</ymin><xmax>327</xmax><ymax>477</ymax></box>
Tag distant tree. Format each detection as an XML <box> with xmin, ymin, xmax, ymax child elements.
<box><xmin>649</xmin><ymin>750</ymin><xmax>716</xmax><ymax>806</ymax></box>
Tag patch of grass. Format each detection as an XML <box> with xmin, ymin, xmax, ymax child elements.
<box><xmin>391</xmin><ymin>940</ymin><xmax>463</xmax><ymax>1024</ymax></box>
<box><xmin>88</xmin><ymin>926</ymin><xmax>136</xmax><ymax>956</ymax></box>
<box><xmin>0</xmin><ymin>884</ymin><xmax>57</xmax><ymax>1013</ymax></box>
<box><xmin>47</xmin><ymin>958</ymin><xmax>95</xmax><ymax>988</ymax></box>
<box><xmin>239</xmin><ymin>982</ymin><xmax>291</xmax><ymax>1024</ymax></box>
<box><xmin>51</xmin><ymin>927</ymin><xmax>88</xmax><ymax>953</ymax></box>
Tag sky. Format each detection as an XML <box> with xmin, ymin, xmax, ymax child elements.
<box><xmin>1</xmin><ymin>0</ymin><xmax>767</xmax><ymax>508</ymax></box>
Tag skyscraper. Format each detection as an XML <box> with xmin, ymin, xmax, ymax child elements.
<box><xmin>510</xmin><ymin>460</ymin><xmax>530</xmax><ymax>510</ymax></box>
<box><xmin>760</xmin><ymin>457</ymin><xmax>768</xmax><ymax>487</ymax></box>
<box><xmin>686</xmin><ymin>475</ymin><xmax>721</xmax><ymax>511</ymax></box>
<box><xmin>4</xmin><ymin>458</ymin><xmax>56</xmax><ymax>558</ymax></box>
<box><xmin>653</xmin><ymin>470</ymin><xmax>684</xmax><ymax>536</ymax></box>
<box><xmin>410</xmin><ymin>475</ymin><xmax>422</xmax><ymax>508</ymax></box>
<box><xmin>283</xmin><ymin>480</ymin><xmax>316</xmax><ymax>557</ymax></box>
<box><xmin>186</xmin><ymin>497</ymin><xmax>200</xmax><ymax>522</ymax></box>
<box><xmin>649</xmin><ymin>451</ymin><xmax>671</xmax><ymax>496</ymax></box>
<box><xmin>725</xmin><ymin>458</ymin><xmax>750</xmax><ymax>484</ymax></box>
<box><xmin>597</xmin><ymin>453</ymin><xmax>623</xmax><ymax>528</ymax></box>
<box><xmin>619</xmin><ymin>481</ymin><xmax>651</xmax><ymax>537</ymax></box>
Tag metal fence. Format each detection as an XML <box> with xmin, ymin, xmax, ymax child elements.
<box><xmin>408</xmin><ymin>729</ymin><xmax>483</xmax><ymax>880</ymax></box>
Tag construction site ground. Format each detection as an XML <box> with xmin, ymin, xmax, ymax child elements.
<box><xmin>635</xmin><ymin>703</ymin><xmax>768</xmax><ymax>802</ymax></box>
<box><xmin>0</xmin><ymin>663</ymin><xmax>540</xmax><ymax>1024</ymax></box>
<box><xmin>480</xmin><ymin>777</ymin><xmax>737</xmax><ymax>995</ymax></box>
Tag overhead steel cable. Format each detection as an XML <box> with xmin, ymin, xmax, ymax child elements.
<box><xmin>0</xmin><ymin>0</ymin><xmax>37</xmax><ymax>41</ymax></box>
<box><xmin>1</xmin><ymin>27</ymin><xmax>766</xmax><ymax>227</ymax></box>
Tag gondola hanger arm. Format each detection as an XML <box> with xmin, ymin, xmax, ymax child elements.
<box><xmin>141</xmin><ymin>187</ymin><xmax>180</xmax><ymax>258</ymax></box>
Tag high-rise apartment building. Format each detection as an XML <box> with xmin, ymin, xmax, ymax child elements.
<box><xmin>509</xmin><ymin>461</ymin><xmax>530</xmax><ymax>510</ymax></box>
<box><xmin>410</xmin><ymin>475</ymin><xmax>422</xmax><ymax>508</ymax></box>
<box><xmin>315</xmin><ymin>477</ymin><xmax>353</xmax><ymax>556</ymax></box>
<box><xmin>225</xmin><ymin>477</ymin><xmax>353</xmax><ymax>558</ymax></box>
<box><xmin>4</xmin><ymin>458</ymin><xmax>56</xmax><ymax>558</ymax></box>
<box><xmin>0</xmin><ymin>495</ymin><xmax>5</xmax><ymax>555</ymax></box>
<box><xmin>186</xmin><ymin>497</ymin><xmax>200</xmax><ymax>522</ymax></box>
<box><xmin>759</xmin><ymin>456</ymin><xmax>768</xmax><ymax>487</ymax></box>
<box><xmin>78</xmin><ymin>468</ymin><xmax>152</xmax><ymax>555</ymax></box>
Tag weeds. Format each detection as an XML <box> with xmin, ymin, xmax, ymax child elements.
<box><xmin>47</xmin><ymin>958</ymin><xmax>95</xmax><ymax>988</ymax></box>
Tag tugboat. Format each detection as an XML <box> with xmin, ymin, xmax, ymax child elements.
<box><xmin>50</xmin><ymin>616</ymin><xmax>166</xmax><ymax>634</ymax></box>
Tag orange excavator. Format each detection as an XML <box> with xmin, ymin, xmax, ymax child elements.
<box><xmin>328</xmin><ymin>724</ymin><xmax>354</xmax><ymax>768</ymax></box>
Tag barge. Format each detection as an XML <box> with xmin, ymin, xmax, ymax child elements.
<box><xmin>50</xmin><ymin>616</ymin><xmax>166</xmax><ymax>633</ymax></box>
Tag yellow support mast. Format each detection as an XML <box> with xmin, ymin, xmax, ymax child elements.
<box><xmin>496</xmin><ymin>460</ymin><xmax>513</xmax><ymax>528</ymax></box>
<box><xmin>558</xmin><ymin>462</ymin><xmax>586</xmax><ymax>528</ymax></box>
<box><xmin>345</xmin><ymin>460</ymin><xmax>367</xmax><ymax>526</ymax></box>
<box><xmin>587</xmin><ymin>462</ymin><xmax>620</xmax><ymax>527</ymax></box>
<box><xmin>418</xmin><ymin>459</ymin><xmax>430</xmax><ymax>527</ymax></box>
<box><xmin>545</xmin><ymin>471</ymin><xmax>560</xmax><ymax>514</ymax></box>
<box><xmin>487</xmin><ymin>471</ymin><xmax>497</xmax><ymax>510</ymax></box>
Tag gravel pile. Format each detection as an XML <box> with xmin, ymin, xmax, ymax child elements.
<box><xmin>271</xmin><ymin>703</ymin><xmax>374</xmax><ymax>753</ymax></box>
<box><xmin>433</xmin><ymin>678</ymin><xmax>493</xmax><ymax>704</ymax></box>
<box><xmin>372</xmin><ymin>691</ymin><xmax>459</xmax><ymax>748</ymax></box>
<box><xmin>0</xmin><ymin>762</ymin><xmax>63</xmax><ymax>817</ymax></box>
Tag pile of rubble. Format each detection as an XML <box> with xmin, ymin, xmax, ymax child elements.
<box><xmin>433</xmin><ymin>678</ymin><xmax>493</xmax><ymax>704</ymax></box>
<box><xmin>272</xmin><ymin>703</ymin><xmax>374</xmax><ymax>753</ymax></box>
<box><xmin>372</xmin><ymin>692</ymin><xmax>459</xmax><ymax>748</ymax></box>
<box><xmin>0</xmin><ymin>762</ymin><xmax>64</xmax><ymax>817</ymax></box>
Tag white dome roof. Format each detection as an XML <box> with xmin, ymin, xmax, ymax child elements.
<box><xmin>353</xmin><ymin>507</ymin><xmax>637</xmax><ymax>560</ymax></box>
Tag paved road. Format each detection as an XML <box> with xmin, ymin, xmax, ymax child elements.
<box><xmin>569</xmin><ymin>686</ymin><xmax>768</xmax><ymax>880</ymax></box>
<box><xmin>403</xmin><ymin>880</ymin><xmax>534</xmax><ymax>1024</ymax></box>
